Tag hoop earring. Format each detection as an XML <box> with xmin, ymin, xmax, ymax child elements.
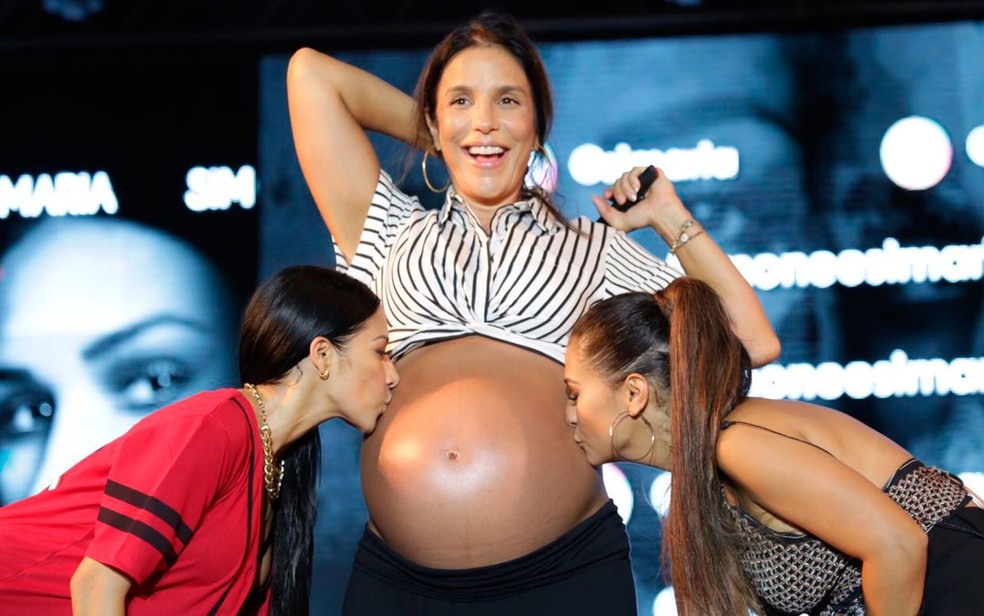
<box><xmin>422</xmin><ymin>148</ymin><xmax>450</xmax><ymax>193</ymax></box>
<box><xmin>610</xmin><ymin>411</ymin><xmax>657</xmax><ymax>463</ymax></box>
<box><xmin>319</xmin><ymin>368</ymin><xmax>330</xmax><ymax>380</ymax></box>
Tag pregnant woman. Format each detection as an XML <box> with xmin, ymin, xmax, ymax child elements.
<box><xmin>286</xmin><ymin>9</ymin><xmax>779</xmax><ymax>614</ymax></box>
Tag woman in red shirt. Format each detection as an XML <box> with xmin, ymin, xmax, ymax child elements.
<box><xmin>0</xmin><ymin>265</ymin><xmax>399</xmax><ymax>615</ymax></box>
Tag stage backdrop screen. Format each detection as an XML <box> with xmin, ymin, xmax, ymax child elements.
<box><xmin>258</xmin><ymin>18</ymin><xmax>984</xmax><ymax>615</ymax></box>
<box><xmin>1</xmin><ymin>16</ymin><xmax>982</xmax><ymax>616</ymax></box>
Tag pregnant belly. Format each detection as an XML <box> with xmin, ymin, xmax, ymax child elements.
<box><xmin>361</xmin><ymin>336</ymin><xmax>608</xmax><ymax>568</ymax></box>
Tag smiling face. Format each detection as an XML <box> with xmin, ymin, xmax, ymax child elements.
<box><xmin>328</xmin><ymin>308</ymin><xmax>399</xmax><ymax>434</ymax></box>
<box><xmin>428</xmin><ymin>44</ymin><xmax>538</xmax><ymax>209</ymax></box>
<box><xmin>563</xmin><ymin>338</ymin><xmax>623</xmax><ymax>467</ymax></box>
<box><xmin>0</xmin><ymin>218</ymin><xmax>238</xmax><ymax>502</ymax></box>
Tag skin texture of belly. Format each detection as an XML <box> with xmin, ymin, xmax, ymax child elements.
<box><xmin>361</xmin><ymin>336</ymin><xmax>608</xmax><ymax>568</ymax></box>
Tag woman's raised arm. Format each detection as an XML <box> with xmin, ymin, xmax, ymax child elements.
<box><xmin>286</xmin><ymin>48</ymin><xmax>427</xmax><ymax>261</ymax></box>
<box><xmin>596</xmin><ymin>166</ymin><xmax>781</xmax><ymax>367</ymax></box>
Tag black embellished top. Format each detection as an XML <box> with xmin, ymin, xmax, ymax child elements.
<box><xmin>720</xmin><ymin>421</ymin><xmax>970</xmax><ymax>616</ymax></box>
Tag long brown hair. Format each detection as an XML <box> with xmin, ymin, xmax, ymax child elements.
<box><xmin>572</xmin><ymin>278</ymin><xmax>760</xmax><ymax>615</ymax></box>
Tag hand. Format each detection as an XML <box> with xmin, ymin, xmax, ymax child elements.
<box><xmin>592</xmin><ymin>166</ymin><xmax>688</xmax><ymax>233</ymax></box>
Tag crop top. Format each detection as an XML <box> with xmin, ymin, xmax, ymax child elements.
<box><xmin>720</xmin><ymin>420</ymin><xmax>970</xmax><ymax>616</ymax></box>
<box><xmin>333</xmin><ymin>170</ymin><xmax>682</xmax><ymax>363</ymax></box>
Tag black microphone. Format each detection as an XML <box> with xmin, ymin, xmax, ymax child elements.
<box><xmin>598</xmin><ymin>165</ymin><xmax>658</xmax><ymax>224</ymax></box>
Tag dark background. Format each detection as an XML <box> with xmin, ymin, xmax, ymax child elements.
<box><xmin>4</xmin><ymin>0</ymin><xmax>984</xmax><ymax>55</ymax></box>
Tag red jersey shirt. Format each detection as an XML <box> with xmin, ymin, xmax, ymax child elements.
<box><xmin>0</xmin><ymin>388</ymin><xmax>270</xmax><ymax>615</ymax></box>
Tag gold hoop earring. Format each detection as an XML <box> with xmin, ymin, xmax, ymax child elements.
<box><xmin>609</xmin><ymin>411</ymin><xmax>657</xmax><ymax>463</ymax></box>
<box><xmin>319</xmin><ymin>368</ymin><xmax>330</xmax><ymax>380</ymax></box>
<box><xmin>422</xmin><ymin>148</ymin><xmax>450</xmax><ymax>193</ymax></box>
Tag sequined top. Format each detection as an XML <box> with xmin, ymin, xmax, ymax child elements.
<box><xmin>721</xmin><ymin>422</ymin><xmax>970</xmax><ymax>616</ymax></box>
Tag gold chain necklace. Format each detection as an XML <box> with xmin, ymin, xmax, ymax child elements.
<box><xmin>244</xmin><ymin>383</ymin><xmax>285</xmax><ymax>501</ymax></box>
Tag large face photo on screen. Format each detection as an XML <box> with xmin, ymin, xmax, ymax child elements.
<box><xmin>0</xmin><ymin>216</ymin><xmax>243</xmax><ymax>502</ymax></box>
<box><xmin>0</xmin><ymin>50</ymin><xmax>259</xmax><ymax>506</ymax></box>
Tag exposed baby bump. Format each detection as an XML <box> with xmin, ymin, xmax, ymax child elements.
<box><xmin>371</xmin><ymin>378</ymin><xmax>533</xmax><ymax>505</ymax></box>
<box><xmin>361</xmin><ymin>376</ymin><xmax>602</xmax><ymax>566</ymax></box>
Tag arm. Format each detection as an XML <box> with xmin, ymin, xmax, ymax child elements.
<box><xmin>594</xmin><ymin>167</ymin><xmax>780</xmax><ymax>366</ymax></box>
<box><xmin>716</xmin><ymin>418</ymin><xmax>927</xmax><ymax>616</ymax></box>
<box><xmin>286</xmin><ymin>47</ymin><xmax>430</xmax><ymax>261</ymax></box>
<box><xmin>70</xmin><ymin>557</ymin><xmax>131</xmax><ymax>616</ymax></box>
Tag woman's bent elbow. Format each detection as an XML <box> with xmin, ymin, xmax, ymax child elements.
<box><xmin>901</xmin><ymin>527</ymin><xmax>929</xmax><ymax>563</ymax></box>
<box><xmin>748</xmin><ymin>334</ymin><xmax>782</xmax><ymax>368</ymax></box>
<box><xmin>287</xmin><ymin>47</ymin><xmax>319</xmax><ymax>84</ymax></box>
<box><xmin>878</xmin><ymin>526</ymin><xmax>928</xmax><ymax>585</ymax></box>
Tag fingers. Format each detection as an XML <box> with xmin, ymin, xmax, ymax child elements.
<box><xmin>592</xmin><ymin>194</ymin><xmax>617</xmax><ymax>221</ymax></box>
<box><xmin>606</xmin><ymin>168</ymin><xmax>637</xmax><ymax>208</ymax></box>
<box><xmin>595</xmin><ymin>166</ymin><xmax>671</xmax><ymax>226</ymax></box>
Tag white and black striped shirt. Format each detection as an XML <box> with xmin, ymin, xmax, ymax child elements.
<box><xmin>335</xmin><ymin>171</ymin><xmax>681</xmax><ymax>363</ymax></box>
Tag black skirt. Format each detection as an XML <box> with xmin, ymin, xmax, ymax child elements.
<box><xmin>920</xmin><ymin>504</ymin><xmax>984</xmax><ymax>616</ymax></box>
<box><xmin>341</xmin><ymin>499</ymin><xmax>638</xmax><ymax>615</ymax></box>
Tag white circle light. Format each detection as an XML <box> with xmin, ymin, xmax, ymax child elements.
<box><xmin>966</xmin><ymin>125</ymin><xmax>984</xmax><ymax>167</ymax></box>
<box><xmin>602</xmin><ymin>463</ymin><xmax>634</xmax><ymax>524</ymax></box>
<box><xmin>653</xmin><ymin>587</ymin><xmax>678</xmax><ymax>615</ymax></box>
<box><xmin>960</xmin><ymin>472</ymin><xmax>984</xmax><ymax>503</ymax></box>
<box><xmin>648</xmin><ymin>470</ymin><xmax>673</xmax><ymax>517</ymax></box>
<box><xmin>879</xmin><ymin>115</ymin><xmax>952</xmax><ymax>190</ymax></box>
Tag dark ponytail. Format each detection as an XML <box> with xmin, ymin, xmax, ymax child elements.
<box><xmin>571</xmin><ymin>277</ymin><xmax>758</xmax><ymax>615</ymax></box>
<box><xmin>656</xmin><ymin>278</ymin><xmax>758</xmax><ymax>615</ymax></box>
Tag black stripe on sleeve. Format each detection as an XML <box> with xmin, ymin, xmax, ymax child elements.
<box><xmin>104</xmin><ymin>479</ymin><xmax>194</xmax><ymax>545</ymax></box>
<box><xmin>97</xmin><ymin>506</ymin><xmax>179</xmax><ymax>566</ymax></box>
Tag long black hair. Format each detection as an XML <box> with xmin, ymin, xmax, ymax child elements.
<box><xmin>238</xmin><ymin>265</ymin><xmax>380</xmax><ymax>615</ymax></box>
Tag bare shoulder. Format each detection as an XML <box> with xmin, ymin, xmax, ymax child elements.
<box><xmin>721</xmin><ymin>397</ymin><xmax>911</xmax><ymax>478</ymax></box>
<box><xmin>725</xmin><ymin>397</ymin><xmax>828</xmax><ymax>427</ymax></box>
<box><xmin>728</xmin><ymin>397</ymin><xmax>871</xmax><ymax>428</ymax></box>
<box><xmin>719</xmin><ymin>398</ymin><xmax>862</xmax><ymax>460</ymax></box>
